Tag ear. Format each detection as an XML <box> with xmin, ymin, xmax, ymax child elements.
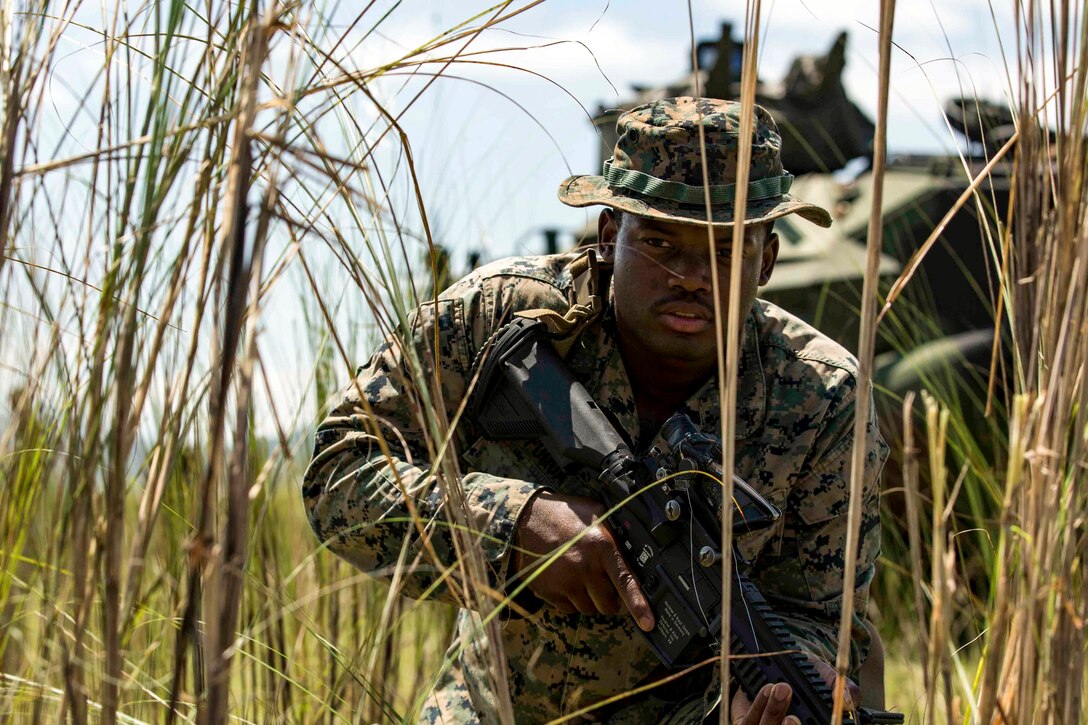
<box><xmin>759</xmin><ymin>231</ymin><xmax>779</xmax><ymax>285</ymax></box>
<box><xmin>597</xmin><ymin>209</ymin><xmax>617</xmax><ymax>263</ymax></box>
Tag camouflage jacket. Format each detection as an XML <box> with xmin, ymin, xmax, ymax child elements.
<box><xmin>303</xmin><ymin>251</ymin><xmax>887</xmax><ymax>723</ymax></box>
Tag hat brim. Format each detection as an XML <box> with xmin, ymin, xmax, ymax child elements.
<box><xmin>557</xmin><ymin>174</ymin><xmax>832</xmax><ymax>228</ymax></box>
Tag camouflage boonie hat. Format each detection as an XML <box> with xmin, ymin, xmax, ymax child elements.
<box><xmin>558</xmin><ymin>96</ymin><xmax>832</xmax><ymax>227</ymax></box>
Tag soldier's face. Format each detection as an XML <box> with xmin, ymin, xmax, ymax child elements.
<box><xmin>597</xmin><ymin>210</ymin><xmax>778</xmax><ymax>372</ymax></box>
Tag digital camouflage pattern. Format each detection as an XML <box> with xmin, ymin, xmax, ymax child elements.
<box><xmin>558</xmin><ymin>97</ymin><xmax>833</xmax><ymax>228</ymax></box>
<box><xmin>303</xmin><ymin>250</ymin><xmax>887</xmax><ymax>724</ymax></box>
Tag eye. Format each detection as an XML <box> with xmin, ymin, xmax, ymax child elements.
<box><xmin>642</xmin><ymin>237</ymin><xmax>672</xmax><ymax>250</ymax></box>
<box><xmin>715</xmin><ymin>245</ymin><xmax>734</xmax><ymax>260</ymax></box>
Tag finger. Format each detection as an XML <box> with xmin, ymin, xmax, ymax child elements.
<box><xmin>759</xmin><ymin>682</ymin><xmax>792</xmax><ymax>724</ymax></box>
<box><xmin>847</xmin><ymin>680</ymin><xmax>862</xmax><ymax>709</ymax></box>
<box><xmin>546</xmin><ymin>595</ymin><xmax>577</xmax><ymax>615</ymax></box>
<box><xmin>568</xmin><ymin>590</ymin><xmax>600</xmax><ymax>616</ymax></box>
<box><xmin>813</xmin><ymin>657</ymin><xmax>835</xmax><ymax>687</ymax></box>
<box><xmin>600</xmin><ymin>531</ymin><xmax>654</xmax><ymax>631</ymax></box>
<box><xmin>585</xmin><ymin>572</ymin><xmax>622</xmax><ymax>615</ymax></box>
<box><xmin>812</xmin><ymin>659</ymin><xmax>861</xmax><ymax>710</ymax></box>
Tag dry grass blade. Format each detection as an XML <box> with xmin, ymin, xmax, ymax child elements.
<box><xmin>877</xmin><ymin>131</ymin><xmax>1018</xmax><ymax>324</ymax></box>
<box><xmin>899</xmin><ymin>392</ymin><xmax>930</xmax><ymax>698</ymax></box>
<box><xmin>693</xmin><ymin>4</ymin><xmax>763</xmax><ymax>718</ymax></box>
<box><xmin>833</xmin><ymin>1</ymin><xmax>894</xmax><ymax>722</ymax></box>
<box><xmin>921</xmin><ymin>393</ymin><xmax>953</xmax><ymax>725</ymax></box>
<box><xmin>199</xmin><ymin>7</ymin><xmax>276</xmax><ymax>721</ymax></box>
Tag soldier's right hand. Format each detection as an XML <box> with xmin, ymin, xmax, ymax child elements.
<box><xmin>512</xmin><ymin>490</ymin><xmax>655</xmax><ymax>632</ymax></box>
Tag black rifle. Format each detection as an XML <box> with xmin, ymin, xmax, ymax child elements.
<box><xmin>472</xmin><ymin>318</ymin><xmax>904</xmax><ymax>725</ymax></box>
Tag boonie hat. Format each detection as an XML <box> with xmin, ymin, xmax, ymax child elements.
<box><xmin>558</xmin><ymin>96</ymin><xmax>832</xmax><ymax>228</ymax></box>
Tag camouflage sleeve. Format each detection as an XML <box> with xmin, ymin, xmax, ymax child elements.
<box><xmin>302</xmin><ymin>277</ymin><xmax>565</xmax><ymax>605</ymax></box>
<box><xmin>755</xmin><ymin>375</ymin><xmax>887</xmax><ymax>679</ymax></box>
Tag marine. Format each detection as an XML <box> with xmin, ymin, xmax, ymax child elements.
<box><xmin>303</xmin><ymin>96</ymin><xmax>888</xmax><ymax>724</ymax></box>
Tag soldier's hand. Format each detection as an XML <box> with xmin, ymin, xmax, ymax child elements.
<box><xmin>730</xmin><ymin>682</ymin><xmax>798</xmax><ymax>725</ymax></box>
<box><xmin>512</xmin><ymin>490</ymin><xmax>655</xmax><ymax>631</ymax></box>
<box><xmin>729</xmin><ymin>659</ymin><xmax>861</xmax><ymax>725</ymax></box>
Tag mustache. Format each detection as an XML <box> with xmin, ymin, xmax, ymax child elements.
<box><xmin>652</xmin><ymin>292</ymin><xmax>715</xmax><ymax>314</ymax></box>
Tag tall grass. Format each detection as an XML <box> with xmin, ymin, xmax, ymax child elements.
<box><xmin>0</xmin><ymin>1</ymin><xmax>543</xmax><ymax>720</ymax></box>
<box><xmin>0</xmin><ymin>0</ymin><xmax>1084</xmax><ymax>724</ymax></box>
<box><xmin>879</xmin><ymin>0</ymin><xmax>1088</xmax><ymax>721</ymax></box>
<box><xmin>971</xmin><ymin>2</ymin><xmax>1087</xmax><ymax>718</ymax></box>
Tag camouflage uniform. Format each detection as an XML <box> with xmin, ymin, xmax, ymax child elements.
<box><xmin>302</xmin><ymin>97</ymin><xmax>887</xmax><ymax>723</ymax></box>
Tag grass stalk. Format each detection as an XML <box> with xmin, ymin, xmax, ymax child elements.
<box><xmin>833</xmin><ymin>2</ymin><xmax>894</xmax><ymax>722</ymax></box>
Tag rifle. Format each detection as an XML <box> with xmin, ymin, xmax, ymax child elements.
<box><xmin>472</xmin><ymin>317</ymin><xmax>904</xmax><ymax>725</ymax></box>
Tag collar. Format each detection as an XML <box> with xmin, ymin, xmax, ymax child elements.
<box><xmin>683</xmin><ymin>312</ymin><xmax>767</xmax><ymax>441</ymax></box>
<box><xmin>577</xmin><ymin>303</ymin><xmax>767</xmax><ymax>443</ymax></box>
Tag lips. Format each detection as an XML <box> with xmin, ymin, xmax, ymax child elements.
<box><xmin>656</xmin><ymin>300</ymin><xmax>713</xmax><ymax>334</ymax></box>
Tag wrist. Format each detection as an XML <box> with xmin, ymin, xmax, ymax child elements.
<box><xmin>511</xmin><ymin>487</ymin><xmax>553</xmax><ymax>574</ymax></box>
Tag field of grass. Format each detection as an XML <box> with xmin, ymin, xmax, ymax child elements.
<box><xmin>1</xmin><ymin>0</ymin><xmax>1086</xmax><ymax>723</ymax></box>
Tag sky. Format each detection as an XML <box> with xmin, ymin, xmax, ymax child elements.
<box><xmin>353</xmin><ymin>0</ymin><xmax>1018</xmax><ymax>266</ymax></box>
<box><xmin>26</xmin><ymin>0</ymin><xmax>1023</xmax><ymax>281</ymax></box>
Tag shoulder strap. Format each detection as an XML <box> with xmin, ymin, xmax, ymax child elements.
<box><xmin>514</xmin><ymin>248</ymin><xmax>611</xmax><ymax>358</ymax></box>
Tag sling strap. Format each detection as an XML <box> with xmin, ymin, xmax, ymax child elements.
<box><xmin>514</xmin><ymin>248</ymin><xmax>610</xmax><ymax>358</ymax></box>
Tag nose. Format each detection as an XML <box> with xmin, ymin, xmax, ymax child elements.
<box><xmin>666</xmin><ymin>249</ymin><xmax>713</xmax><ymax>293</ymax></box>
